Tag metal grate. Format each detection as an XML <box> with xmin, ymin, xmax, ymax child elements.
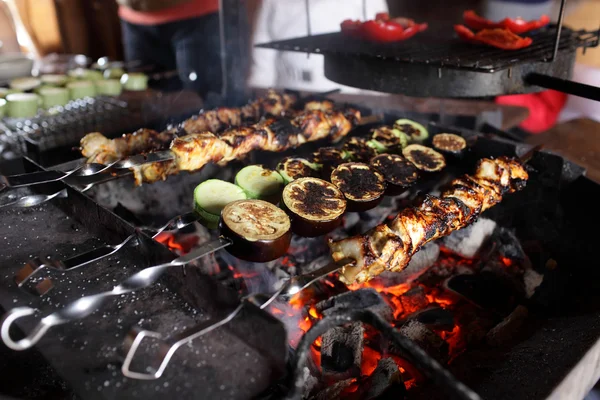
<box><xmin>257</xmin><ymin>25</ymin><xmax>600</xmax><ymax>73</ymax></box>
<box><xmin>0</xmin><ymin>96</ymin><xmax>131</xmax><ymax>154</ymax></box>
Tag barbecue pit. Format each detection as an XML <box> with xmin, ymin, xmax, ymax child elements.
<box><xmin>2</xmin><ymin>110</ymin><xmax>600</xmax><ymax>399</ymax></box>
<box><xmin>2</xmin><ymin>0</ymin><xmax>600</xmax><ymax>398</ymax></box>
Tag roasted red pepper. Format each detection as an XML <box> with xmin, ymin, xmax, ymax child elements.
<box><xmin>463</xmin><ymin>10</ymin><xmax>550</xmax><ymax>34</ymax></box>
<box><xmin>340</xmin><ymin>13</ymin><xmax>428</xmax><ymax>43</ymax></box>
<box><xmin>454</xmin><ymin>24</ymin><xmax>533</xmax><ymax>50</ymax></box>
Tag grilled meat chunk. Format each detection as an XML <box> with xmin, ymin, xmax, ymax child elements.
<box><xmin>329</xmin><ymin>157</ymin><xmax>528</xmax><ymax>284</ymax></box>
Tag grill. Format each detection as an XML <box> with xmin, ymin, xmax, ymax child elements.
<box><xmin>257</xmin><ymin>26</ymin><xmax>598</xmax><ymax>73</ymax></box>
<box><xmin>2</xmin><ymin>106</ymin><xmax>600</xmax><ymax>399</ymax></box>
<box><xmin>256</xmin><ymin>26</ymin><xmax>600</xmax><ymax>98</ymax></box>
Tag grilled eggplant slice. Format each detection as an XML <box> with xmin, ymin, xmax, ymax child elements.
<box><xmin>310</xmin><ymin>147</ymin><xmax>346</xmax><ymax>180</ymax></box>
<box><xmin>282</xmin><ymin>177</ymin><xmax>346</xmax><ymax>237</ymax></box>
<box><xmin>276</xmin><ymin>157</ymin><xmax>320</xmax><ymax>184</ymax></box>
<box><xmin>367</xmin><ymin>126</ymin><xmax>408</xmax><ymax>154</ymax></box>
<box><xmin>331</xmin><ymin>163</ymin><xmax>386</xmax><ymax>212</ymax></box>
<box><xmin>370</xmin><ymin>154</ymin><xmax>419</xmax><ymax>195</ymax></box>
<box><xmin>235</xmin><ymin>165</ymin><xmax>284</xmax><ymax>204</ymax></box>
<box><xmin>342</xmin><ymin>137</ymin><xmax>377</xmax><ymax>162</ymax></box>
<box><xmin>220</xmin><ymin>199</ymin><xmax>291</xmax><ymax>262</ymax></box>
<box><xmin>402</xmin><ymin>144</ymin><xmax>446</xmax><ymax>173</ymax></box>
<box><xmin>393</xmin><ymin>119</ymin><xmax>429</xmax><ymax>142</ymax></box>
<box><xmin>432</xmin><ymin>133</ymin><xmax>467</xmax><ymax>161</ymax></box>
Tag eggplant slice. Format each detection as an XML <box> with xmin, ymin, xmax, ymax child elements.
<box><xmin>331</xmin><ymin>163</ymin><xmax>386</xmax><ymax>212</ymax></box>
<box><xmin>402</xmin><ymin>144</ymin><xmax>446</xmax><ymax>172</ymax></box>
<box><xmin>370</xmin><ymin>154</ymin><xmax>419</xmax><ymax>195</ymax></box>
<box><xmin>220</xmin><ymin>199</ymin><xmax>292</xmax><ymax>262</ymax></box>
<box><xmin>310</xmin><ymin>147</ymin><xmax>346</xmax><ymax>180</ymax></box>
<box><xmin>342</xmin><ymin>137</ymin><xmax>377</xmax><ymax>162</ymax></box>
<box><xmin>432</xmin><ymin>133</ymin><xmax>467</xmax><ymax>157</ymax></box>
<box><xmin>282</xmin><ymin>177</ymin><xmax>346</xmax><ymax>237</ymax></box>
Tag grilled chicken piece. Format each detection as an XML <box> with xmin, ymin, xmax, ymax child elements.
<box><xmin>80</xmin><ymin>90</ymin><xmax>297</xmax><ymax>163</ymax></box>
<box><xmin>81</xmin><ymin>129</ymin><xmax>176</xmax><ymax>164</ymax></box>
<box><xmin>330</xmin><ymin>157</ymin><xmax>528</xmax><ymax>284</ymax></box>
<box><xmin>136</xmin><ymin>108</ymin><xmax>360</xmax><ymax>184</ymax></box>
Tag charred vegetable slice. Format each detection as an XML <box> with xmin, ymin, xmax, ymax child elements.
<box><xmin>402</xmin><ymin>144</ymin><xmax>446</xmax><ymax>172</ymax></box>
<box><xmin>342</xmin><ymin>137</ymin><xmax>377</xmax><ymax>162</ymax></box>
<box><xmin>282</xmin><ymin>177</ymin><xmax>346</xmax><ymax>237</ymax></box>
<box><xmin>393</xmin><ymin>119</ymin><xmax>429</xmax><ymax>142</ymax></box>
<box><xmin>367</xmin><ymin>126</ymin><xmax>408</xmax><ymax>153</ymax></box>
<box><xmin>194</xmin><ymin>179</ymin><xmax>247</xmax><ymax>229</ymax></box>
<box><xmin>331</xmin><ymin>163</ymin><xmax>386</xmax><ymax>212</ymax></box>
<box><xmin>370</xmin><ymin>154</ymin><xmax>419</xmax><ymax>195</ymax></box>
<box><xmin>220</xmin><ymin>199</ymin><xmax>292</xmax><ymax>262</ymax></box>
<box><xmin>432</xmin><ymin>133</ymin><xmax>467</xmax><ymax>158</ymax></box>
<box><xmin>235</xmin><ymin>165</ymin><xmax>284</xmax><ymax>203</ymax></box>
<box><xmin>276</xmin><ymin>157</ymin><xmax>320</xmax><ymax>184</ymax></box>
<box><xmin>310</xmin><ymin>147</ymin><xmax>346</xmax><ymax>180</ymax></box>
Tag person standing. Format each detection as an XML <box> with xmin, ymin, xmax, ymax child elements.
<box><xmin>117</xmin><ymin>0</ymin><xmax>222</xmax><ymax>97</ymax></box>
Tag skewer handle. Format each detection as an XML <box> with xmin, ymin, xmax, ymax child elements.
<box><xmin>1</xmin><ymin>238</ymin><xmax>231</xmax><ymax>351</ymax></box>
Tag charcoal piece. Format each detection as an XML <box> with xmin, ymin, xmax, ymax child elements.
<box><xmin>398</xmin><ymin>320</ymin><xmax>448</xmax><ymax>364</ymax></box>
<box><xmin>309</xmin><ymin>378</ymin><xmax>355</xmax><ymax>400</ymax></box>
<box><xmin>492</xmin><ymin>227</ymin><xmax>528</xmax><ymax>265</ymax></box>
<box><xmin>316</xmin><ymin>288</ymin><xmax>393</xmax><ymax>321</ymax></box>
<box><xmin>321</xmin><ymin>322</ymin><xmax>364</xmax><ymax>381</ymax></box>
<box><xmin>440</xmin><ymin>218</ymin><xmax>496</xmax><ymax>258</ymax></box>
<box><xmin>357</xmin><ymin>357</ymin><xmax>406</xmax><ymax>400</ymax></box>
<box><xmin>445</xmin><ymin>272</ymin><xmax>522</xmax><ymax>314</ymax></box>
<box><xmin>402</xmin><ymin>243</ymin><xmax>440</xmax><ymax>280</ymax></box>
<box><xmin>301</xmin><ymin>367</ymin><xmax>319</xmax><ymax>399</ymax></box>
<box><xmin>367</xmin><ymin>243</ymin><xmax>439</xmax><ymax>288</ymax></box>
<box><xmin>486</xmin><ymin>305</ymin><xmax>529</xmax><ymax>347</ymax></box>
<box><xmin>410</xmin><ymin>306</ymin><xmax>455</xmax><ymax>331</ymax></box>
<box><xmin>400</xmin><ymin>286</ymin><xmax>428</xmax><ymax>315</ymax></box>
<box><xmin>523</xmin><ymin>269</ymin><xmax>544</xmax><ymax>298</ymax></box>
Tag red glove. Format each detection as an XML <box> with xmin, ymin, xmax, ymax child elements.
<box><xmin>495</xmin><ymin>90</ymin><xmax>568</xmax><ymax>134</ymax></box>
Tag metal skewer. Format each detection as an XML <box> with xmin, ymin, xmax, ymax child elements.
<box><xmin>120</xmin><ymin>148</ymin><xmax>544</xmax><ymax>380</ymax></box>
<box><xmin>14</xmin><ymin>211</ymin><xmax>200</xmax><ymax>296</ymax></box>
<box><xmin>0</xmin><ymin>161</ymin><xmax>119</xmax><ymax>191</ymax></box>
<box><xmin>121</xmin><ymin>258</ymin><xmax>353</xmax><ymax>380</ymax></box>
<box><xmin>1</xmin><ymin>237</ymin><xmax>233</xmax><ymax>350</ymax></box>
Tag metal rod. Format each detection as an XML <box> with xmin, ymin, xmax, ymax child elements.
<box><xmin>362</xmin><ymin>0</ymin><xmax>367</xmax><ymax>20</ymax></box>
<box><xmin>525</xmin><ymin>72</ymin><xmax>600</xmax><ymax>101</ymax></box>
<box><xmin>218</xmin><ymin>0</ymin><xmax>228</xmax><ymax>98</ymax></box>
<box><xmin>305</xmin><ymin>0</ymin><xmax>311</xmax><ymax>58</ymax></box>
<box><xmin>284</xmin><ymin>310</ymin><xmax>481</xmax><ymax>400</ymax></box>
<box><xmin>551</xmin><ymin>0</ymin><xmax>568</xmax><ymax>61</ymax></box>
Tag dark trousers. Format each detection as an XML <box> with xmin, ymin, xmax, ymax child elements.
<box><xmin>120</xmin><ymin>12</ymin><xmax>222</xmax><ymax>97</ymax></box>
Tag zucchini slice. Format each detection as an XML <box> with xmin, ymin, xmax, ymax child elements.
<box><xmin>342</xmin><ymin>137</ymin><xmax>377</xmax><ymax>162</ymax></box>
<box><xmin>9</xmin><ymin>77</ymin><xmax>41</xmax><ymax>92</ymax></box>
<box><xmin>276</xmin><ymin>157</ymin><xmax>320</xmax><ymax>184</ymax></box>
<box><xmin>234</xmin><ymin>165</ymin><xmax>284</xmax><ymax>202</ymax></box>
<box><xmin>310</xmin><ymin>147</ymin><xmax>345</xmax><ymax>180</ymax></box>
<box><xmin>193</xmin><ymin>179</ymin><xmax>247</xmax><ymax>228</ymax></box>
<box><xmin>393</xmin><ymin>119</ymin><xmax>429</xmax><ymax>142</ymax></box>
<box><xmin>367</xmin><ymin>126</ymin><xmax>407</xmax><ymax>154</ymax></box>
<box><xmin>402</xmin><ymin>144</ymin><xmax>446</xmax><ymax>172</ymax></box>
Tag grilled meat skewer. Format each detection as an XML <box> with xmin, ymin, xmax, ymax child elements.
<box><xmin>81</xmin><ymin>90</ymin><xmax>297</xmax><ymax>164</ymax></box>
<box><xmin>329</xmin><ymin>156</ymin><xmax>528</xmax><ymax>284</ymax></box>
<box><xmin>132</xmin><ymin>108</ymin><xmax>361</xmax><ymax>185</ymax></box>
